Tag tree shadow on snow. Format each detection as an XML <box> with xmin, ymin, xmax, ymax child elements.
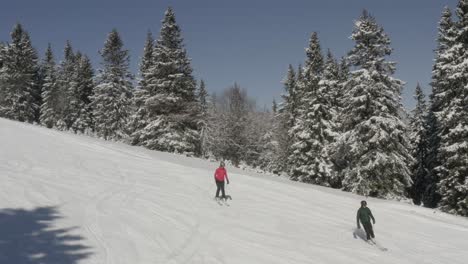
<box><xmin>0</xmin><ymin>206</ymin><xmax>92</xmax><ymax>264</ymax></box>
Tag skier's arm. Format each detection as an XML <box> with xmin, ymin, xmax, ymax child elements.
<box><xmin>356</xmin><ymin>211</ymin><xmax>361</xmax><ymax>229</ymax></box>
<box><xmin>225</xmin><ymin>172</ymin><xmax>229</xmax><ymax>184</ymax></box>
<box><xmin>370</xmin><ymin>210</ymin><xmax>375</xmax><ymax>224</ymax></box>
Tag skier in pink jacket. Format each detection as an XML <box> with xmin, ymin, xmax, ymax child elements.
<box><xmin>214</xmin><ymin>161</ymin><xmax>229</xmax><ymax>199</ymax></box>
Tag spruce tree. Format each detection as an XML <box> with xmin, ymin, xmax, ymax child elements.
<box><xmin>303</xmin><ymin>32</ymin><xmax>324</xmax><ymax>84</ymax></box>
<box><xmin>424</xmin><ymin>108</ymin><xmax>441</xmax><ymax>207</ymax></box>
<box><xmin>272</xmin><ymin>99</ymin><xmax>277</xmax><ymax>113</ymax></box>
<box><xmin>139</xmin><ymin>30</ymin><xmax>154</xmax><ymax>90</ymax></box>
<box><xmin>437</xmin><ymin>0</ymin><xmax>468</xmax><ymax>216</ymax></box>
<box><xmin>299</xmin><ymin>48</ymin><xmax>338</xmax><ymax>186</ymax></box>
<box><xmin>0</xmin><ymin>42</ymin><xmax>4</xmax><ymax>67</ymax></box>
<box><xmin>337</xmin><ymin>57</ymin><xmax>349</xmax><ymax>117</ymax></box>
<box><xmin>91</xmin><ymin>29</ymin><xmax>133</xmax><ymax>140</ymax></box>
<box><xmin>137</xmin><ymin>7</ymin><xmax>199</xmax><ymax>154</ymax></box>
<box><xmin>70</xmin><ymin>54</ymin><xmax>94</xmax><ymax>132</ymax></box>
<box><xmin>56</xmin><ymin>41</ymin><xmax>76</xmax><ymax>130</ymax></box>
<box><xmin>40</xmin><ymin>44</ymin><xmax>59</xmax><ymax>128</ymax></box>
<box><xmin>129</xmin><ymin>31</ymin><xmax>155</xmax><ymax>144</ymax></box>
<box><xmin>66</xmin><ymin>51</ymin><xmax>83</xmax><ymax>131</ymax></box>
<box><xmin>0</xmin><ymin>23</ymin><xmax>39</xmax><ymax>123</ymax></box>
<box><xmin>323</xmin><ymin>51</ymin><xmax>341</xmax><ymax>110</ymax></box>
<box><xmin>197</xmin><ymin>79</ymin><xmax>209</xmax><ymax>156</ymax></box>
<box><xmin>0</xmin><ymin>43</ymin><xmax>6</xmax><ymax>105</ymax></box>
<box><xmin>340</xmin><ymin>10</ymin><xmax>412</xmax><ymax>198</ymax></box>
<box><xmin>198</xmin><ymin>79</ymin><xmax>208</xmax><ymax>113</ymax></box>
<box><xmin>315</xmin><ymin>50</ymin><xmax>341</xmax><ymax>186</ymax></box>
<box><xmin>280</xmin><ymin>65</ymin><xmax>297</xmax><ymax>129</ymax></box>
<box><xmin>288</xmin><ymin>32</ymin><xmax>325</xmax><ymax>183</ymax></box>
<box><xmin>409</xmin><ymin>84</ymin><xmax>429</xmax><ymax>205</ymax></box>
<box><xmin>425</xmin><ymin>7</ymin><xmax>456</xmax><ymax>208</ymax></box>
<box><xmin>328</xmin><ymin>57</ymin><xmax>349</xmax><ymax>187</ymax></box>
<box><xmin>276</xmin><ymin>65</ymin><xmax>297</xmax><ymax>173</ymax></box>
<box><xmin>329</xmin><ymin>57</ymin><xmax>350</xmax><ymax>183</ymax></box>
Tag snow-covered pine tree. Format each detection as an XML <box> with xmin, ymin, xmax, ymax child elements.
<box><xmin>314</xmin><ymin>50</ymin><xmax>341</xmax><ymax>187</ymax></box>
<box><xmin>329</xmin><ymin>57</ymin><xmax>350</xmax><ymax>184</ymax></box>
<box><xmin>197</xmin><ymin>79</ymin><xmax>209</xmax><ymax>157</ymax></box>
<box><xmin>40</xmin><ymin>44</ymin><xmax>60</xmax><ymax>128</ymax></box>
<box><xmin>323</xmin><ymin>52</ymin><xmax>341</xmax><ymax>114</ymax></box>
<box><xmin>280</xmin><ymin>65</ymin><xmax>297</xmax><ymax>129</ymax></box>
<box><xmin>437</xmin><ymin>0</ymin><xmax>468</xmax><ymax>216</ymax></box>
<box><xmin>303</xmin><ymin>32</ymin><xmax>324</xmax><ymax>85</ymax></box>
<box><xmin>424</xmin><ymin>108</ymin><xmax>442</xmax><ymax>207</ymax></box>
<box><xmin>340</xmin><ymin>10</ymin><xmax>412</xmax><ymax>198</ymax></box>
<box><xmin>328</xmin><ymin>57</ymin><xmax>350</xmax><ymax>187</ymax></box>
<box><xmin>272</xmin><ymin>99</ymin><xmax>277</xmax><ymax>113</ymax></box>
<box><xmin>55</xmin><ymin>41</ymin><xmax>76</xmax><ymax>130</ymax></box>
<box><xmin>139</xmin><ymin>31</ymin><xmax>154</xmax><ymax>91</ymax></box>
<box><xmin>296</xmin><ymin>64</ymin><xmax>305</xmax><ymax>97</ymax></box>
<box><xmin>409</xmin><ymin>84</ymin><xmax>429</xmax><ymax>205</ymax></box>
<box><xmin>129</xmin><ymin>31</ymin><xmax>154</xmax><ymax>144</ymax></box>
<box><xmin>0</xmin><ymin>23</ymin><xmax>39</xmax><ymax>123</ymax></box>
<box><xmin>198</xmin><ymin>79</ymin><xmax>208</xmax><ymax>114</ymax></box>
<box><xmin>275</xmin><ymin>65</ymin><xmax>297</xmax><ymax>173</ymax></box>
<box><xmin>70</xmin><ymin>54</ymin><xmax>94</xmax><ymax>133</ymax></box>
<box><xmin>138</xmin><ymin>7</ymin><xmax>199</xmax><ymax>154</ymax></box>
<box><xmin>425</xmin><ymin>6</ymin><xmax>456</xmax><ymax>208</ymax></box>
<box><xmin>0</xmin><ymin>41</ymin><xmax>4</xmax><ymax>58</ymax></box>
<box><xmin>66</xmin><ymin>51</ymin><xmax>83</xmax><ymax>131</ymax></box>
<box><xmin>295</xmin><ymin>48</ymin><xmax>338</xmax><ymax>186</ymax></box>
<box><xmin>0</xmin><ymin>42</ymin><xmax>6</xmax><ymax>106</ymax></box>
<box><xmin>336</xmin><ymin>57</ymin><xmax>349</xmax><ymax>117</ymax></box>
<box><xmin>91</xmin><ymin>29</ymin><xmax>133</xmax><ymax>140</ymax></box>
<box><xmin>0</xmin><ymin>42</ymin><xmax>4</xmax><ymax>66</ymax></box>
<box><xmin>288</xmin><ymin>32</ymin><xmax>326</xmax><ymax>183</ymax></box>
<box><xmin>431</xmin><ymin>7</ymin><xmax>457</xmax><ymax>116</ymax></box>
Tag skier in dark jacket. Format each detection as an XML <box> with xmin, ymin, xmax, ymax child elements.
<box><xmin>357</xmin><ymin>200</ymin><xmax>376</xmax><ymax>240</ymax></box>
<box><xmin>214</xmin><ymin>161</ymin><xmax>229</xmax><ymax>199</ymax></box>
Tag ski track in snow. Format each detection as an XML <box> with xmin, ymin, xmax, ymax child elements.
<box><xmin>1</xmin><ymin>118</ymin><xmax>468</xmax><ymax>264</ymax></box>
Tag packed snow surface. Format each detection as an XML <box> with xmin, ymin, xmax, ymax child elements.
<box><xmin>0</xmin><ymin>118</ymin><xmax>467</xmax><ymax>264</ymax></box>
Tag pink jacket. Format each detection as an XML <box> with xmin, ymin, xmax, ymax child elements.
<box><xmin>214</xmin><ymin>167</ymin><xmax>228</xmax><ymax>182</ymax></box>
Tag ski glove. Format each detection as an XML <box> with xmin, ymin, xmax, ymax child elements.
<box><xmin>227</xmin><ymin>180</ymin><xmax>230</xmax><ymax>184</ymax></box>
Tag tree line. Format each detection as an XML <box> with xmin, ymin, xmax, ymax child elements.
<box><xmin>1</xmin><ymin>3</ymin><xmax>468</xmax><ymax>216</ymax></box>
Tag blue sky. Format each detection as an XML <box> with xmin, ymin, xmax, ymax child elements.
<box><xmin>0</xmin><ymin>0</ymin><xmax>459</xmax><ymax>110</ymax></box>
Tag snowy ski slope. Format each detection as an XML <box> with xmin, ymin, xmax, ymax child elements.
<box><xmin>0</xmin><ymin>118</ymin><xmax>467</xmax><ymax>264</ymax></box>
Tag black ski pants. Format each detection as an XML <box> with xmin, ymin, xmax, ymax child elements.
<box><xmin>363</xmin><ymin>222</ymin><xmax>375</xmax><ymax>240</ymax></box>
<box><xmin>215</xmin><ymin>180</ymin><xmax>225</xmax><ymax>198</ymax></box>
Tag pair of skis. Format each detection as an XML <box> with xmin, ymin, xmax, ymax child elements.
<box><xmin>214</xmin><ymin>196</ymin><xmax>232</xmax><ymax>206</ymax></box>
<box><xmin>367</xmin><ymin>239</ymin><xmax>388</xmax><ymax>251</ymax></box>
<box><xmin>354</xmin><ymin>228</ymin><xmax>388</xmax><ymax>251</ymax></box>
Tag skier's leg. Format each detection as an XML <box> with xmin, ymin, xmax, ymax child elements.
<box><xmin>363</xmin><ymin>223</ymin><xmax>372</xmax><ymax>240</ymax></box>
<box><xmin>215</xmin><ymin>181</ymin><xmax>221</xmax><ymax>197</ymax></box>
<box><xmin>221</xmin><ymin>181</ymin><xmax>226</xmax><ymax>198</ymax></box>
<box><xmin>369</xmin><ymin>224</ymin><xmax>375</xmax><ymax>239</ymax></box>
